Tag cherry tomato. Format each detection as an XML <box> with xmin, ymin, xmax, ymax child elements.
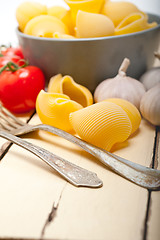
<box><xmin>0</xmin><ymin>65</ymin><xmax>45</xmax><ymax>113</ymax></box>
<box><xmin>0</xmin><ymin>55</ymin><xmax>24</xmax><ymax>68</ymax></box>
<box><xmin>1</xmin><ymin>46</ymin><xmax>24</xmax><ymax>59</ymax></box>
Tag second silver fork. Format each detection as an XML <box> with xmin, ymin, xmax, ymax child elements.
<box><xmin>0</xmin><ymin>107</ymin><xmax>103</xmax><ymax>188</ymax></box>
<box><xmin>0</xmin><ymin>104</ymin><xmax>160</xmax><ymax>190</ymax></box>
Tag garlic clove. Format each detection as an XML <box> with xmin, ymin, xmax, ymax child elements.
<box><xmin>140</xmin><ymin>67</ymin><xmax>160</xmax><ymax>91</ymax></box>
<box><xmin>140</xmin><ymin>83</ymin><xmax>160</xmax><ymax>126</ymax></box>
<box><xmin>140</xmin><ymin>52</ymin><xmax>160</xmax><ymax>90</ymax></box>
<box><xmin>94</xmin><ymin>58</ymin><xmax>146</xmax><ymax>110</ymax></box>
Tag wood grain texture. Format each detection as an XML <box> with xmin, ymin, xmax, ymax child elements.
<box><xmin>148</xmin><ymin>127</ymin><xmax>160</xmax><ymax>240</ymax></box>
<box><xmin>0</xmin><ymin>114</ymin><xmax>158</xmax><ymax>240</ymax></box>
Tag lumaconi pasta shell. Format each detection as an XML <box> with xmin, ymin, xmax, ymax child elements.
<box><xmin>48</xmin><ymin>74</ymin><xmax>93</xmax><ymax>107</ymax></box>
<box><xmin>53</xmin><ymin>32</ymin><xmax>76</xmax><ymax>39</ymax></box>
<box><xmin>69</xmin><ymin>101</ymin><xmax>132</xmax><ymax>151</ymax></box>
<box><xmin>48</xmin><ymin>6</ymin><xmax>68</xmax><ymax>19</ymax></box>
<box><xmin>48</xmin><ymin>74</ymin><xmax>62</xmax><ymax>93</ymax></box>
<box><xmin>64</xmin><ymin>0</ymin><xmax>105</xmax><ymax>25</ymax></box>
<box><xmin>105</xmin><ymin>98</ymin><xmax>141</xmax><ymax>134</ymax></box>
<box><xmin>101</xmin><ymin>1</ymin><xmax>140</xmax><ymax>27</ymax></box>
<box><xmin>48</xmin><ymin>6</ymin><xmax>74</xmax><ymax>35</ymax></box>
<box><xmin>24</xmin><ymin>15</ymin><xmax>69</xmax><ymax>37</ymax></box>
<box><xmin>16</xmin><ymin>1</ymin><xmax>47</xmax><ymax>32</ymax></box>
<box><xmin>115</xmin><ymin>12</ymin><xmax>157</xmax><ymax>35</ymax></box>
<box><xmin>75</xmin><ymin>10</ymin><xmax>115</xmax><ymax>38</ymax></box>
<box><xmin>36</xmin><ymin>90</ymin><xmax>83</xmax><ymax>132</ymax></box>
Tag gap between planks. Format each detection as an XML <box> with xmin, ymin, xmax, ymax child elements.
<box><xmin>143</xmin><ymin>126</ymin><xmax>160</xmax><ymax>240</ymax></box>
<box><xmin>0</xmin><ymin>112</ymin><xmax>159</xmax><ymax>240</ymax></box>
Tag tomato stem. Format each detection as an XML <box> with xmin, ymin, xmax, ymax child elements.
<box><xmin>7</xmin><ymin>62</ymin><xmax>20</xmax><ymax>72</ymax></box>
<box><xmin>0</xmin><ymin>60</ymin><xmax>28</xmax><ymax>74</ymax></box>
<box><xmin>0</xmin><ymin>65</ymin><xmax>8</xmax><ymax>73</ymax></box>
<box><xmin>19</xmin><ymin>59</ymin><xmax>29</xmax><ymax>68</ymax></box>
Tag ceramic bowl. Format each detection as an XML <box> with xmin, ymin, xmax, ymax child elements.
<box><xmin>16</xmin><ymin>13</ymin><xmax>160</xmax><ymax>92</ymax></box>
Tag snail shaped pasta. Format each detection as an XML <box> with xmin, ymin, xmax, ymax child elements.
<box><xmin>105</xmin><ymin>98</ymin><xmax>141</xmax><ymax>135</ymax></box>
<box><xmin>36</xmin><ymin>90</ymin><xmax>83</xmax><ymax>132</ymax></box>
<box><xmin>53</xmin><ymin>32</ymin><xmax>76</xmax><ymax>39</ymax></box>
<box><xmin>69</xmin><ymin>101</ymin><xmax>133</xmax><ymax>151</ymax></box>
<box><xmin>115</xmin><ymin>12</ymin><xmax>157</xmax><ymax>35</ymax></box>
<box><xmin>48</xmin><ymin>74</ymin><xmax>93</xmax><ymax>107</ymax></box>
<box><xmin>64</xmin><ymin>0</ymin><xmax>105</xmax><ymax>25</ymax></box>
<box><xmin>24</xmin><ymin>15</ymin><xmax>69</xmax><ymax>37</ymax></box>
<box><xmin>16</xmin><ymin>1</ymin><xmax>47</xmax><ymax>32</ymax></box>
<box><xmin>48</xmin><ymin>6</ymin><xmax>74</xmax><ymax>35</ymax></box>
<box><xmin>75</xmin><ymin>10</ymin><xmax>115</xmax><ymax>38</ymax></box>
<box><xmin>101</xmin><ymin>0</ymin><xmax>141</xmax><ymax>27</ymax></box>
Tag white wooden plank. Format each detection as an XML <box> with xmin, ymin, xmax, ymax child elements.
<box><xmin>37</xmin><ymin>118</ymin><xmax>155</xmax><ymax>240</ymax></box>
<box><xmin>148</xmin><ymin>127</ymin><xmax>160</xmax><ymax>240</ymax></box>
<box><xmin>0</xmin><ymin>115</ymin><xmax>157</xmax><ymax>240</ymax></box>
<box><xmin>0</xmin><ymin>142</ymin><xmax>67</xmax><ymax>238</ymax></box>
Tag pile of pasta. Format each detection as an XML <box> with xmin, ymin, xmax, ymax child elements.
<box><xmin>36</xmin><ymin>74</ymin><xmax>141</xmax><ymax>152</ymax></box>
<box><xmin>16</xmin><ymin>0</ymin><xmax>157</xmax><ymax>39</ymax></box>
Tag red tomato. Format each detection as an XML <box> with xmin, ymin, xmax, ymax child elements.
<box><xmin>0</xmin><ymin>56</ymin><xmax>24</xmax><ymax>68</ymax></box>
<box><xmin>1</xmin><ymin>46</ymin><xmax>24</xmax><ymax>59</ymax></box>
<box><xmin>0</xmin><ymin>66</ymin><xmax>45</xmax><ymax>113</ymax></box>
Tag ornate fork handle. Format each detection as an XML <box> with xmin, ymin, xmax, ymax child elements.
<box><xmin>0</xmin><ymin>130</ymin><xmax>103</xmax><ymax>188</ymax></box>
<box><xmin>11</xmin><ymin>124</ymin><xmax>160</xmax><ymax>190</ymax></box>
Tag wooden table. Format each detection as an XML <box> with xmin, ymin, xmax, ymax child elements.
<box><xmin>0</xmin><ymin>111</ymin><xmax>159</xmax><ymax>240</ymax></box>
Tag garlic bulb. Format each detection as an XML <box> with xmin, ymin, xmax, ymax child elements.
<box><xmin>140</xmin><ymin>52</ymin><xmax>160</xmax><ymax>90</ymax></box>
<box><xmin>94</xmin><ymin>58</ymin><xmax>146</xmax><ymax>109</ymax></box>
<box><xmin>140</xmin><ymin>83</ymin><xmax>160</xmax><ymax>126</ymax></box>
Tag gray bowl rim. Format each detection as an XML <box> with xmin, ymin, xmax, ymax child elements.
<box><xmin>16</xmin><ymin>12</ymin><xmax>160</xmax><ymax>42</ymax></box>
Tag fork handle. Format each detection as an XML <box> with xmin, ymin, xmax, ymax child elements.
<box><xmin>30</xmin><ymin>124</ymin><xmax>160</xmax><ymax>190</ymax></box>
<box><xmin>1</xmin><ymin>124</ymin><xmax>160</xmax><ymax>189</ymax></box>
<box><xmin>0</xmin><ymin>131</ymin><xmax>102</xmax><ymax>188</ymax></box>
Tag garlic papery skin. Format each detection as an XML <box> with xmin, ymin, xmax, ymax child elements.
<box><xmin>140</xmin><ymin>67</ymin><xmax>160</xmax><ymax>90</ymax></box>
<box><xmin>140</xmin><ymin>83</ymin><xmax>160</xmax><ymax>126</ymax></box>
<box><xmin>140</xmin><ymin>52</ymin><xmax>160</xmax><ymax>91</ymax></box>
<box><xmin>94</xmin><ymin>58</ymin><xmax>146</xmax><ymax>110</ymax></box>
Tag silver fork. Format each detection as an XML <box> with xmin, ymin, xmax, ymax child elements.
<box><xmin>0</xmin><ymin>108</ymin><xmax>103</xmax><ymax>188</ymax></box>
<box><xmin>0</xmin><ymin>104</ymin><xmax>160</xmax><ymax>190</ymax></box>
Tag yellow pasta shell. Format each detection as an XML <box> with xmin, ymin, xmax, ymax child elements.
<box><xmin>101</xmin><ymin>1</ymin><xmax>140</xmax><ymax>27</ymax></box>
<box><xmin>69</xmin><ymin>101</ymin><xmax>132</xmax><ymax>151</ymax></box>
<box><xmin>36</xmin><ymin>90</ymin><xmax>83</xmax><ymax>132</ymax></box>
<box><xmin>105</xmin><ymin>98</ymin><xmax>141</xmax><ymax>135</ymax></box>
<box><xmin>48</xmin><ymin>6</ymin><xmax>74</xmax><ymax>35</ymax></box>
<box><xmin>48</xmin><ymin>6</ymin><xmax>68</xmax><ymax>19</ymax></box>
<box><xmin>53</xmin><ymin>32</ymin><xmax>76</xmax><ymax>39</ymax></box>
<box><xmin>16</xmin><ymin>1</ymin><xmax>47</xmax><ymax>32</ymax></box>
<box><xmin>24</xmin><ymin>15</ymin><xmax>69</xmax><ymax>37</ymax></box>
<box><xmin>75</xmin><ymin>10</ymin><xmax>114</xmax><ymax>38</ymax></box>
<box><xmin>115</xmin><ymin>12</ymin><xmax>157</xmax><ymax>35</ymax></box>
<box><xmin>48</xmin><ymin>74</ymin><xmax>93</xmax><ymax>107</ymax></box>
<box><xmin>64</xmin><ymin>0</ymin><xmax>105</xmax><ymax>25</ymax></box>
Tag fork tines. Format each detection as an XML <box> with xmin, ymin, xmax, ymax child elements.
<box><xmin>0</xmin><ymin>103</ymin><xmax>25</xmax><ymax>131</ymax></box>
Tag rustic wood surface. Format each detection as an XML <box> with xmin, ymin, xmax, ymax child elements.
<box><xmin>0</xmin><ymin>113</ymin><xmax>159</xmax><ymax>240</ymax></box>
